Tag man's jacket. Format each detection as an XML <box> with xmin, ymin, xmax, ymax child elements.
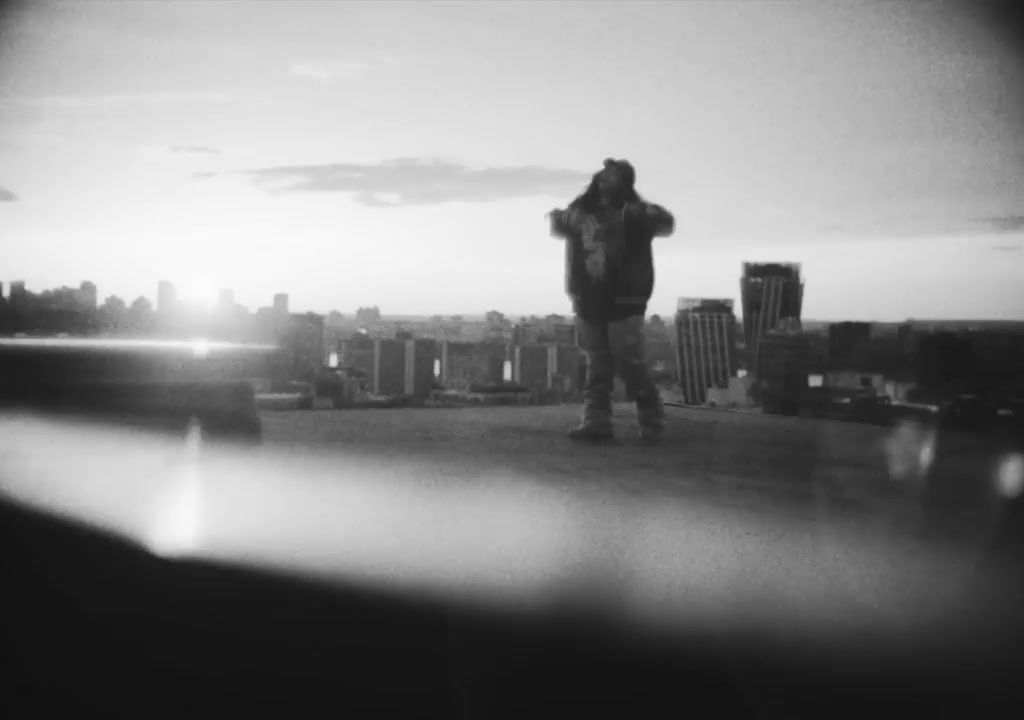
<box><xmin>550</xmin><ymin>201</ymin><xmax>675</xmax><ymax>322</ymax></box>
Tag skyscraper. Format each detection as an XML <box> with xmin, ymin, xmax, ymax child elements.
<box><xmin>553</xmin><ymin>322</ymin><xmax>577</xmax><ymax>346</ymax></box>
<box><xmin>756</xmin><ymin>318</ymin><xmax>809</xmax><ymax>415</ymax></box>
<box><xmin>279</xmin><ymin>312</ymin><xmax>325</xmax><ymax>381</ymax></box>
<box><xmin>828</xmin><ymin>321</ymin><xmax>872</xmax><ymax>368</ymax></box>
<box><xmin>675</xmin><ymin>297</ymin><xmax>738</xmax><ymax>405</ymax></box>
<box><xmin>740</xmin><ymin>262</ymin><xmax>803</xmax><ymax>372</ymax></box>
<box><xmin>273</xmin><ymin>293</ymin><xmax>289</xmax><ymax>315</ymax></box>
<box><xmin>9</xmin><ymin>281</ymin><xmax>27</xmax><ymax>304</ymax></box>
<box><xmin>78</xmin><ymin>281</ymin><xmax>97</xmax><ymax>310</ymax></box>
<box><xmin>157</xmin><ymin>280</ymin><xmax>177</xmax><ymax>315</ymax></box>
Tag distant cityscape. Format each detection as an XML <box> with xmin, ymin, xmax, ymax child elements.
<box><xmin>1</xmin><ymin>268</ymin><xmax>1022</xmax><ymax>426</ymax></box>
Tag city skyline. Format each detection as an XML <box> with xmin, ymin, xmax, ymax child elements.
<box><xmin>6</xmin><ymin>272</ymin><xmax>1024</xmax><ymax>327</ymax></box>
<box><xmin>2</xmin><ymin>2</ymin><xmax>1023</xmax><ymax>320</ymax></box>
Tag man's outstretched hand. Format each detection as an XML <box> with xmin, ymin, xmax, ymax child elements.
<box><xmin>627</xmin><ymin>202</ymin><xmax>675</xmax><ymax>238</ymax></box>
<box><xmin>548</xmin><ymin>207</ymin><xmax>577</xmax><ymax>238</ymax></box>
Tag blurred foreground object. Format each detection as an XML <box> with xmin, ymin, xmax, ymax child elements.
<box><xmin>0</xmin><ymin>337</ymin><xmax>278</xmax><ymax>443</ymax></box>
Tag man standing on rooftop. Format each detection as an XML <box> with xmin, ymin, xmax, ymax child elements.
<box><xmin>548</xmin><ymin>159</ymin><xmax>675</xmax><ymax>444</ymax></box>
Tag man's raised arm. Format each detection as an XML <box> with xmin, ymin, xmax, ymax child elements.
<box><xmin>547</xmin><ymin>208</ymin><xmax>578</xmax><ymax>239</ymax></box>
<box><xmin>641</xmin><ymin>203</ymin><xmax>675</xmax><ymax>238</ymax></box>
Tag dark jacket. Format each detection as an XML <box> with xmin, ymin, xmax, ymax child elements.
<box><xmin>550</xmin><ymin>201</ymin><xmax>674</xmax><ymax>322</ymax></box>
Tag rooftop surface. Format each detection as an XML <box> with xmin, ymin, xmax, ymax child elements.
<box><xmin>3</xmin><ymin>404</ymin><xmax>1018</xmax><ymax>626</ymax></box>
<box><xmin>2</xmin><ymin>402</ymin><xmax>1022</xmax><ymax>714</ymax></box>
<box><xmin>257</xmin><ymin>404</ymin><xmax>1016</xmax><ymax>632</ymax></box>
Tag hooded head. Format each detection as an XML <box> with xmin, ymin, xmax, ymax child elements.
<box><xmin>571</xmin><ymin>158</ymin><xmax>640</xmax><ymax>212</ymax></box>
<box><xmin>597</xmin><ymin>158</ymin><xmax>636</xmax><ymax>197</ymax></box>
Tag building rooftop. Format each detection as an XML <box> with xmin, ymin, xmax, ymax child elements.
<box><xmin>677</xmin><ymin>297</ymin><xmax>735</xmax><ymax>313</ymax></box>
<box><xmin>741</xmin><ymin>262</ymin><xmax>803</xmax><ymax>279</ymax></box>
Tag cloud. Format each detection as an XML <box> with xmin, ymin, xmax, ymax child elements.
<box><xmin>0</xmin><ymin>92</ymin><xmax>235</xmax><ymax>109</ymax></box>
<box><xmin>0</xmin><ymin>186</ymin><xmax>17</xmax><ymax>202</ymax></box>
<box><xmin>170</xmin><ymin>145</ymin><xmax>221</xmax><ymax>156</ymax></box>
<box><xmin>139</xmin><ymin>144</ymin><xmax>222</xmax><ymax>163</ymax></box>
<box><xmin>289</xmin><ymin>62</ymin><xmax>370</xmax><ymax>82</ymax></box>
<box><xmin>200</xmin><ymin>157</ymin><xmax>593</xmax><ymax>206</ymax></box>
<box><xmin>970</xmin><ymin>215</ymin><xmax>1024</xmax><ymax>233</ymax></box>
<box><xmin>991</xmin><ymin>243</ymin><xmax>1022</xmax><ymax>252</ymax></box>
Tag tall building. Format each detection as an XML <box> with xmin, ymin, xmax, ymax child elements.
<box><xmin>828</xmin><ymin>321</ymin><xmax>872</xmax><ymax>369</ymax></box>
<box><xmin>10</xmin><ymin>281</ymin><xmax>27</xmax><ymax>303</ymax></box>
<box><xmin>675</xmin><ymin>298</ymin><xmax>738</xmax><ymax>405</ymax></box>
<box><xmin>157</xmin><ymin>280</ymin><xmax>177</xmax><ymax>314</ymax></box>
<box><xmin>896</xmin><ymin>321</ymin><xmax>920</xmax><ymax>356</ymax></box>
<box><xmin>740</xmin><ymin>262</ymin><xmax>803</xmax><ymax>372</ymax></box>
<box><xmin>756</xmin><ymin>318</ymin><xmax>809</xmax><ymax>415</ymax></box>
<box><xmin>552</xmin><ymin>322</ymin><xmax>577</xmax><ymax>346</ymax></box>
<box><xmin>78</xmin><ymin>281</ymin><xmax>97</xmax><ymax>310</ymax></box>
<box><xmin>440</xmin><ymin>341</ymin><xmax>505</xmax><ymax>391</ymax></box>
<box><xmin>341</xmin><ymin>332</ymin><xmax>376</xmax><ymax>394</ymax></box>
<box><xmin>511</xmin><ymin>322</ymin><xmax>541</xmax><ymax>345</ymax></box>
<box><xmin>511</xmin><ymin>343</ymin><xmax>549</xmax><ymax>394</ymax></box>
<box><xmin>273</xmin><ymin>293</ymin><xmax>289</xmax><ymax>315</ymax></box>
<box><xmin>278</xmin><ymin>312</ymin><xmax>325</xmax><ymax>381</ymax></box>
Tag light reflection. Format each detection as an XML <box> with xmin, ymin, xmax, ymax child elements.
<box><xmin>149</xmin><ymin>418</ymin><xmax>204</xmax><ymax>558</ymax></box>
<box><xmin>884</xmin><ymin>420</ymin><xmax>938</xmax><ymax>483</ymax></box>
<box><xmin>181</xmin><ymin>276</ymin><xmax>219</xmax><ymax>311</ymax></box>
<box><xmin>0</xmin><ymin>410</ymin><xmax>963</xmax><ymax>642</ymax></box>
<box><xmin>995</xmin><ymin>453</ymin><xmax>1023</xmax><ymax>499</ymax></box>
<box><xmin>919</xmin><ymin>437</ymin><xmax>936</xmax><ymax>473</ymax></box>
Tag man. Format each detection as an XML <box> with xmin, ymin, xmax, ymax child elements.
<box><xmin>548</xmin><ymin>158</ymin><xmax>675</xmax><ymax>443</ymax></box>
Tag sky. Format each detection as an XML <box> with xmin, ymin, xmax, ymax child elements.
<box><xmin>1</xmin><ymin>0</ymin><xmax>1022</xmax><ymax>321</ymax></box>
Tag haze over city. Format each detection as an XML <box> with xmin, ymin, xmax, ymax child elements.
<box><xmin>1</xmin><ymin>0</ymin><xmax>1022</xmax><ymax>320</ymax></box>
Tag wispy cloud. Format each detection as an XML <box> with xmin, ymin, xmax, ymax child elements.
<box><xmin>170</xmin><ymin>145</ymin><xmax>221</xmax><ymax>156</ymax></box>
<box><xmin>289</xmin><ymin>62</ymin><xmax>370</xmax><ymax>82</ymax></box>
<box><xmin>139</xmin><ymin>144</ymin><xmax>223</xmax><ymax>163</ymax></box>
<box><xmin>970</xmin><ymin>215</ymin><xmax>1024</xmax><ymax>233</ymax></box>
<box><xmin>0</xmin><ymin>186</ymin><xmax>17</xmax><ymax>202</ymax></box>
<box><xmin>991</xmin><ymin>243</ymin><xmax>1022</xmax><ymax>252</ymax></box>
<box><xmin>198</xmin><ymin>157</ymin><xmax>592</xmax><ymax>206</ymax></box>
<box><xmin>0</xmin><ymin>92</ymin><xmax>235</xmax><ymax>109</ymax></box>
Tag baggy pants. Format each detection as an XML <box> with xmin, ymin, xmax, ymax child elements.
<box><xmin>575</xmin><ymin>314</ymin><xmax>665</xmax><ymax>434</ymax></box>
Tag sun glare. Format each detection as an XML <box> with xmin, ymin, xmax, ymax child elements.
<box><xmin>181</xmin><ymin>276</ymin><xmax>219</xmax><ymax>311</ymax></box>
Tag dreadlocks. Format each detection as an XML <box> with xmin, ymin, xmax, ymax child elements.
<box><xmin>568</xmin><ymin>158</ymin><xmax>643</xmax><ymax>213</ymax></box>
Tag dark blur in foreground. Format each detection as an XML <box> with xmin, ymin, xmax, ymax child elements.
<box><xmin>3</xmin><ymin>390</ymin><xmax>1023</xmax><ymax>716</ymax></box>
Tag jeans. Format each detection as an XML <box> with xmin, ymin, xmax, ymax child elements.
<box><xmin>575</xmin><ymin>314</ymin><xmax>665</xmax><ymax>434</ymax></box>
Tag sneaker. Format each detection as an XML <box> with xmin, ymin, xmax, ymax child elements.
<box><xmin>568</xmin><ymin>425</ymin><xmax>614</xmax><ymax>442</ymax></box>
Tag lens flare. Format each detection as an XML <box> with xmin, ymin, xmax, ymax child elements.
<box><xmin>884</xmin><ymin>420</ymin><xmax>937</xmax><ymax>483</ymax></box>
<box><xmin>918</xmin><ymin>438</ymin><xmax>936</xmax><ymax>472</ymax></box>
<box><xmin>148</xmin><ymin>419</ymin><xmax>204</xmax><ymax>558</ymax></box>
<box><xmin>995</xmin><ymin>453</ymin><xmax>1024</xmax><ymax>499</ymax></box>
<box><xmin>181</xmin><ymin>276</ymin><xmax>219</xmax><ymax>311</ymax></box>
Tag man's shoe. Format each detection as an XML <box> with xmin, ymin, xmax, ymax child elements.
<box><xmin>568</xmin><ymin>425</ymin><xmax>614</xmax><ymax>442</ymax></box>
